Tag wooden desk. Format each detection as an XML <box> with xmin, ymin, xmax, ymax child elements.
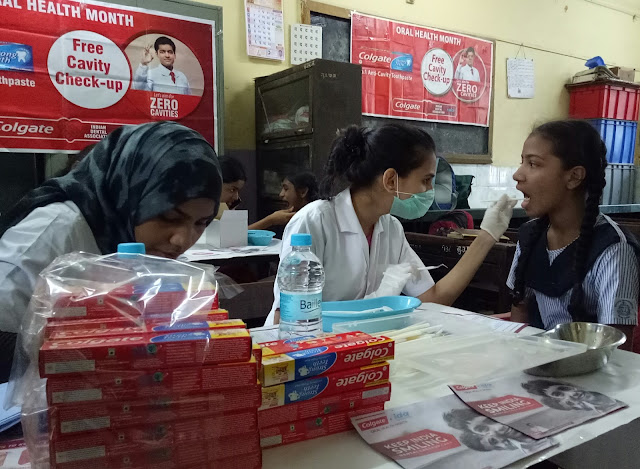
<box><xmin>406</xmin><ymin>232</ymin><xmax>517</xmax><ymax>314</ymax></box>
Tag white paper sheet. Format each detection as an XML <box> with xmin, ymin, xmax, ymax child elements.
<box><xmin>291</xmin><ymin>24</ymin><xmax>322</xmax><ymax>65</ymax></box>
<box><xmin>507</xmin><ymin>58</ymin><xmax>535</xmax><ymax>99</ymax></box>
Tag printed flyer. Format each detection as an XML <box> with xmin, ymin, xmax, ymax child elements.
<box><xmin>451</xmin><ymin>374</ymin><xmax>626</xmax><ymax>439</ymax></box>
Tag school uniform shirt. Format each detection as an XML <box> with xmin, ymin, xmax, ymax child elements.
<box><xmin>454</xmin><ymin>64</ymin><xmax>480</xmax><ymax>82</ymax></box>
<box><xmin>265</xmin><ymin>188</ymin><xmax>435</xmax><ymax>325</ymax></box>
<box><xmin>133</xmin><ymin>64</ymin><xmax>191</xmax><ymax>95</ymax></box>
<box><xmin>507</xmin><ymin>215</ymin><xmax>639</xmax><ymax>330</ymax></box>
<box><xmin>0</xmin><ymin>201</ymin><xmax>99</xmax><ymax>333</ymax></box>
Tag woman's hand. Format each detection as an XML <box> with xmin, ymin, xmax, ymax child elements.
<box><xmin>480</xmin><ymin>194</ymin><xmax>517</xmax><ymax>242</ymax></box>
<box><xmin>268</xmin><ymin>207</ymin><xmax>295</xmax><ymax>226</ymax></box>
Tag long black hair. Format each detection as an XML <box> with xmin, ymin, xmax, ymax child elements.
<box><xmin>286</xmin><ymin>171</ymin><xmax>319</xmax><ymax>203</ymax></box>
<box><xmin>512</xmin><ymin>120</ymin><xmax>607</xmax><ymax>318</ymax></box>
<box><xmin>320</xmin><ymin>123</ymin><xmax>436</xmax><ymax>198</ymax></box>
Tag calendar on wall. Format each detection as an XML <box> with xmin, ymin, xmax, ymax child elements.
<box><xmin>245</xmin><ymin>0</ymin><xmax>285</xmax><ymax>61</ymax></box>
<box><xmin>290</xmin><ymin>24</ymin><xmax>322</xmax><ymax>65</ymax></box>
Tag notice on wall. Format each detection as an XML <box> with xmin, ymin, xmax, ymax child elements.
<box><xmin>507</xmin><ymin>58</ymin><xmax>535</xmax><ymax>99</ymax></box>
<box><xmin>290</xmin><ymin>24</ymin><xmax>322</xmax><ymax>65</ymax></box>
<box><xmin>351</xmin><ymin>12</ymin><xmax>493</xmax><ymax>127</ymax></box>
<box><xmin>0</xmin><ymin>0</ymin><xmax>217</xmax><ymax>153</ymax></box>
<box><xmin>245</xmin><ymin>0</ymin><xmax>285</xmax><ymax>61</ymax></box>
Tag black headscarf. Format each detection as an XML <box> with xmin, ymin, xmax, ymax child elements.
<box><xmin>0</xmin><ymin>121</ymin><xmax>222</xmax><ymax>253</ymax></box>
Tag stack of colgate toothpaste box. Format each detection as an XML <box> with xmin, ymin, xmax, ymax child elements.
<box><xmin>257</xmin><ymin>332</ymin><xmax>394</xmax><ymax>449</ymax></box>
<box><xmin>39</xmin><ymin>282</ymin><xmax>263</xmax><ymax>469</ymax></box>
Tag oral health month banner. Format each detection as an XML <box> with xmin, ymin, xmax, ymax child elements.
<box><xmin>351</xmin><ymin>12</ymin><xmax>493</xmax><ymax>126</ymax></box>
<box><xmin>0</xmin><ymin>0</ymin><xmax>217</xmax><ymax>152</ymax></box>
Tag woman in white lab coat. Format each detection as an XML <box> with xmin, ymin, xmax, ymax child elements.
<box><xmin>0</xmin><ymin>122</ymin><xmax>222</xmax><ymax>336</ymax></box>
<box><xmin>266</xmin><ymin>123</ymin><xmax>515</xmax><ymax>325</ymax></box>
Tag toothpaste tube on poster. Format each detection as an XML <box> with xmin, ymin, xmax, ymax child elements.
<box><xmin>260</xmin><ymin>403</ymin><xmax>386</xmax><ymax>448</ymax></box>
<box><xmin>47</xmin><ymin>319</ymin><xmax>245</xmax><ymax>340</ymax></box>
<box><xmin>49</xmin><ymin>385</ymin><xmax>262</xmax><ymax>437</ymax></box>
<box><xmin>40</xmin><ymin>329</ymin><xmax>252</xmax><ymax>378</ymax></box>
<box><xmin>260</xmin><ymin>362</ymin><xmax>390</xmax><ymax>410</ymax></box>
<box><xmin>51</xmin><ymin>281</ymin><xmax>219</xmax><ymax>320</ymax></box>
<box><xmin>46</xmin><ymin>358</ymin><xmax>258</xmax><ymax>405</ymax></box>
<box><xmin>261</xmin><ymin>336</ymin><xmax>394</xmax><ymax>386</ymax></box>
<box><xmin>50</xmin><ymin>430</ymin><xmax>260</xmax><ymax>469</ymax></box>
<box><xmin>44</xmin><ymin>310</ymin><xmax>230</xmax><ymax>337</ymax></box>
<box><xmin>260</xmin><ymin>331</ymin><xmax>371</xmax><ymax>358</ymax></box>
<box><xmin>258</xmin><ymin>382</ymin><xmax>391</xmax><ymax>428</ymax></box>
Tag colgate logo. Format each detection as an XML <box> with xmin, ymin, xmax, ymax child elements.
<box><xmin>452</xmin><ymin>385</ymin><xmax>477</xmax><ymax>391</ymax></box>
<box><xmin>48</xmin><ymin>336</ymin><xmax>144</xmax><ymax>348</ymax></box>
<box><xmin>336</xmin><ymin>369</ymin><xmax>385</xmax><ymax>387</ymax></box>
<box><xmin>359</xmin><ymin>416</ymin><xmax>389</xmax><ymax>430</ymax></box>
<box><xmin>394</xmin><ymin>101</ymin><xmax>421</xmax><ymax>111</ymax></box>
<box><xmin>344</xmin><ymin>347</ymin><xmax>389</xmax><ymax>364</ymax></box>
<box><xmin>358</xmin><ymin>51</ymin><xmax>391</xmax><ymax>64</ymax></box>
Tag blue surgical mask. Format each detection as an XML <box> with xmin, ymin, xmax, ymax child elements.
<box><xmin>390</xmin><ymin>180</ymin><xmax>434</xmax><ymax>219</ymax></box>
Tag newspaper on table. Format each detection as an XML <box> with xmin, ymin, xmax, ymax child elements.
<box><xmin>351</xmin><ymin>394</ymin><xmax>555</xmax><ymax>469</ymax></box>
<box><xmin>450</xmin><ymin>374</ymin><xmax>627</xmax><ymax>439</ymax></box>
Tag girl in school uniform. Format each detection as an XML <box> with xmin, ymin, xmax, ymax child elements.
<box><xmin>508</xmin><ymin>120</ymin><xmax>639</xmax><ymax>348</ymax></box>
<box><xmin>266</xmin><ymin>123</ymin><xmax>517</xmax><ymax>325</ymax></box>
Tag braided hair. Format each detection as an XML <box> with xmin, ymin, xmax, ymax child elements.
<box><xmin>512</xmin><ymin>120</ymin><xmax>607</xmax><ymax>319</ymax></box>
<box><xmin>320</xmin><ymin>124</ymin><xmax>436</xmax><ymax>199</ymax></box>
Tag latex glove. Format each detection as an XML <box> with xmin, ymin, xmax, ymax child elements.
<box><xmin>480</xmin><ymin>194</ymin><xmax>517</xmax><ymax>241</ymax></box>
<box><xmin>365</xmin><ymin>263</ymin><xmax>413</xmax><ymax>299</ymax></box>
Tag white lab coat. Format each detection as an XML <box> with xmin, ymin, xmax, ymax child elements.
<box><xmin>265</xmin><ymin>189</ymin><xmax>435</xmax><ymax>325</ymax></box>
<box><xmin>0</xmin><ymin>201</ymin><xmax>100</xmax><ymax>332</ymax></box>
<box><xmin>454</xmin><ymin>64</ymin><xmax>480</xmax><ymax>82</ymax></box>
<box><xmin>132</xmin><ymin>64</ymin><xmax>191</xmax><ymax>95</ymax></box>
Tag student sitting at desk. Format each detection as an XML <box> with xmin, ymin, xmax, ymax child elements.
<box><xmin>0</xmin><ymin>121</ymin><xmax>222</xmax><ymax>335</ymax></box>
<box><xmin>266</xmin><ymin>123</ymin><xmax>517</xmax><ymax>325</ymax></box>
<box><xmin>217</xmin><ymin>156</ymin><xmax>317</xmax><ymax>230</ymax></box>
<box><xmin>508</xmin><ymin>120</ymin><xmax>639</xmax><ymax>349</ymax></box>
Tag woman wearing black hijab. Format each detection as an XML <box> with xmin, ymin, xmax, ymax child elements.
<box><xmin>0</xmin><ymin>121</ymin><xmax>222</xmax><ymax>335</ymax></box>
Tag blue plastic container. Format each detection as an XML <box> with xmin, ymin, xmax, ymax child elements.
<box><xmin>247</xmin><ymin>230</ymin><xmax>275</xmax><ymax>246</ymax></box>
<box><xmin>589</xmin><ymin>119</ymin><xmax>637</xmax><ymax>164</ymax></box>
<box><xmin>321</xmin><ymin>296</ymin><xmax>422</xmax><ymax>332</ymax></box>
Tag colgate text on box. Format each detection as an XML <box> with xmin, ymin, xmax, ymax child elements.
<box><xmin>40</xmin><ymin>329</ymin><xmax>252</xmax><ymax>377</ymax></box>
<box><xmin>259</xmin><ymin>382</ymin><xmax>391</xmax><ymax>428</ymax></box>
<box><xmin>44</xmin><ymin>310</ymin><xmax>230</xmax><ymax>337</ymax></box>
<box><xmin>46</xmin><ymin>358</ymin><xmax>257</xmax><ymax>405</ymax></box>
<box><xmin>259</xmin><ymin>404</ymin><xmax>386</xmax><ymax>448</ymax></box>
<box><xmin>261</xmin><ymin>336</ymin><xmax>394</xmax><ymax>386</ymax></box>
<box><xmin>48</xmin><ymin>319</ymin><xmax>245</xmax><ymax>340</ymax></box>
<box><xmin>49</xmin><ymin>385</ymin><xmax>262</xmax><ymax>436</ymax></box>
<box><xmin>259</xmin><ymin>362</ymin><xmax>390</xmax><ymax>410</ymax></box>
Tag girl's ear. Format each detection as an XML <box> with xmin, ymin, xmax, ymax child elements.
<box><xmin>382</xmin><ymin>168</ymin><xmax>398</xmax><ymax>194</ymax></box>
<box><xmin>566</xmin><ymin>166</ymin><xmax>586</xmax><ymax>190</ymax></box>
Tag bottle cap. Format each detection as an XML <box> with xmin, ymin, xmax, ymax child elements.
<box><xmin>117</xmin><ymin>243</ymin><xmax>146</xmax><ymax>258</ymax></box>
<box><xmin>290</xmin><ymin>233</ymin><xmax>312</xmax><ymax>246</ymax></box>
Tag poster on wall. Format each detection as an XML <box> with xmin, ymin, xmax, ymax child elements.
<box><xmin>351</xmin><ymin>12</ymin><xmax>493</xmax><ymax>127</ymax></box>
<box><xmin>0</xmin><ymin>0</ymin><xmax>217</xmax><ymax>152</ymax></box>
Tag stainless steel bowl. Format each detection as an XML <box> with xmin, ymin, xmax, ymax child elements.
<box><xmin>525</xmin><ymin>322</ymin><xmax>626</xmax><ymax>377</ymax></box>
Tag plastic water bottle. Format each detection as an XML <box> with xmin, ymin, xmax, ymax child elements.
<box><xmin>278</xmin><ymin>233</ymin><xmax>325</xmax><ymax>339</ymax></box>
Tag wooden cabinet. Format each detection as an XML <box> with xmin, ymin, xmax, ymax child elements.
<box><xmin>406</xmin><ymin>232</ymin><xmax>517</xmax><ymax>314</ymax></box>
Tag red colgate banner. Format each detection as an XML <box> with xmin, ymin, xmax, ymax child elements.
<box><xmin>351</xmin><ymin>12</ymin><xmax>493</xmax><ymax>127</ymax></box>
<box><xmin>0</xmin><ymin>0</ymin><xmax>217</xmax><ymax>152</ymax></box>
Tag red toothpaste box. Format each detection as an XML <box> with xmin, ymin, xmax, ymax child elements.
<box><xmin>259</xmin><ymin>382</ymin><xmax>391</xmax><ymax>428</ymax></box>
<box><xmin>40</xmin><ymin>328</ymin><xmax>252</xmax><ymax>377</ymax></box>
<box><xmin>47</xmin><ymin>319</ymin><xmax>246</xmax><ymax>340</ymax></box>
<box><xmin>50</xmin><ymin>431</ymin><xmax>260</xmax><ymax>469</ymax></box>
<box><xmin>50</xmin><ymin>408</ymin><xmax>257</xmax><ymax>450</ymax></box>
<box><xmin>260</xmin><ymin>361</ymin><xmax>390</xmax><ymax>410</ymax></box>
<box><xmin>46</xmin><ymin>358</ymin><xmax>258</xmax><ymax>405</ymax></box>
<box><xmin>261</xmin><ymin>335</ymin><xmax>394</xmax><ymax>386</ymax></box>
<box><xmin>52</xmin><ymin>281</ymin><xmax>219</xmax><ymax>320</ymax></box>
<box><xmin>44</xmin><ymin>310</ymin><xmax>230</xmax><ymax>337</ymax></box>
<box><xmin>260</xmin><ymin>331</ymin><xmax>371</xmax><ymax>358</ymax></box>
<box><xmin>49</xmin><ymin>385</ymin><xmax>262</xmax><ymax>436</ymax></box>
<box><xmin>260</xmin><ymin>403</ymin><xmax>386</xmax><ymax>448</ymax></box>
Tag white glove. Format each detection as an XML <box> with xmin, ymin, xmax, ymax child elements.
<box><xmin>480</xmin><ymin>194</ymin><xmax>517</xmax><ymax>241</ymax></box>
<box><xmin>365</xmin><ymin>263</ymin><xmax>414</xmax><ymax>299</ymax></box>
